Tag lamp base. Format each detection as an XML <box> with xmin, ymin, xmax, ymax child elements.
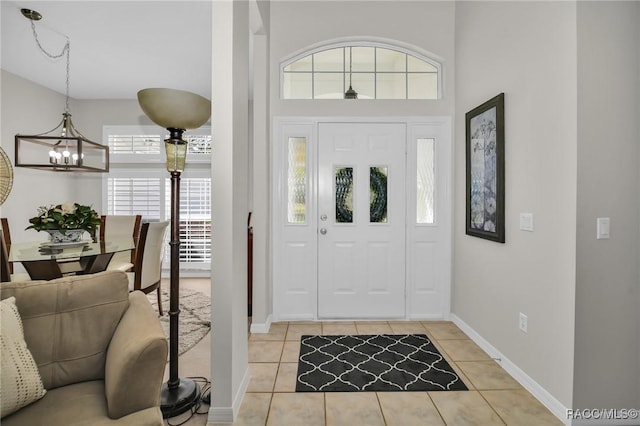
<box><xmin>160</xmin><ymin>378</ymin><xmax>202</xmax><ymax>419</ymax></box>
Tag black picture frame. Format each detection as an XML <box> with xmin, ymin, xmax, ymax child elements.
<box><xmin>465</xmin><ymin>93</ymin><xmax>505</xmax><ymax>243</ymax></box>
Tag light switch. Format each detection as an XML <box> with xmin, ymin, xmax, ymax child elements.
<box><xmin>597</xmin><ymin>217</ymin><xmax>610</xmax><ymax>240</ymax></box>
<box><xmin>519</xmin><ymin>213</ymin><xmax>534</xmax><ymax>232</ymax></box>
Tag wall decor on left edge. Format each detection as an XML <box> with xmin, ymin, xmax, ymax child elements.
<box><xmin>465</xmin><ymin>93</ymin><xmax>505</xmax><ymax>243</ymax></box>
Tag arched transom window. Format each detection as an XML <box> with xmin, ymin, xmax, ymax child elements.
<box><xmin>281</xmin><ymin>42</ymin><xmax>440</xmax><ymax>100</ymax></box>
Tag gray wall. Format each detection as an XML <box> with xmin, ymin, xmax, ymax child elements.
<box><xmin>70</xmin><ymin>98</ymin><xmax>156</xmax><ymax>212</ymax></box>
<box><xmin>1</xmin><ymin>71</ymin><xmax>87</xmax><ymax>244</ymax></box>
<box><xmin>454</xmin><ymin>2</ymin><xmax>578</xmax><ymax>407</ymax></box>
<box><xmin>269</xmin><ymin>1</ymin><xmax>456</xmax><ymax>118</ymax></box>
<box><xmin>0</xmin><ymin>71</ymin><xmax>153</xmax><ymax>243</ymax></box>
<box><xmin>574</xmin><ymin>1</ymin><xmax>640</xmax><ymax>409</ymax></box>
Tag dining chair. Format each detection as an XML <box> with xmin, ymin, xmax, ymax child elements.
<box><xmin>1</xmin><ymin>231</ymin><xmax>30</xmax><ymax>282</ymax></box>
<box><xmin>1</xmin><ymin>217</ymin><xmax>13</xmax><ymax>274</ymax></box>
<box><xmin>100</xmin><ymin>215</ymin><xmax>142</xmax><ymax>272</ymax></box>
<box><xmin>127</xmin><ymin>221</ymin><xmax>169</xmax><ymax>315</ymax></box>
<box><xmin>1</xmin><ymin>230</ymin><xmax>11</xmax><ymax>282</ymax></box>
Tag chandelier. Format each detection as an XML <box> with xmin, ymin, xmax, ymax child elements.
<box><xmin>14</xmin><ymin>9</ymin><xmax>109</xmax><ymax>172</ymax></box>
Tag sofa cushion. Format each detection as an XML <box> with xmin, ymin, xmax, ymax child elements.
<box><xmin>0</xmin><ymin>380</ymin><xmax>163</xmax><ymax>426</ymax></box>
<box><xmin>0</xmin><ymin>297</ymin><xmax>46</xmax><ymax>418</ymax></box>
<box><xmin>0</xmin><ymin>271</ymin><xmax>130</xmax><ymax>389</ymax></box>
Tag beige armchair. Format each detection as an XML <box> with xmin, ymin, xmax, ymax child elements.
<box><xmin>0</xmin><ymin>270</ymin><xmax>168</xmax><ymax>425</ymax></box>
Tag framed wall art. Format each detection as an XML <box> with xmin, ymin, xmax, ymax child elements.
<box><xmin>465</xmin><ymin>93</ymin><xmax>505</xmax><ymax>243</ymax></box>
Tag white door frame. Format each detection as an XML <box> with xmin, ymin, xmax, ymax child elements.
<box><xmin>272</xmin><ymin>116</ymin><xmax>452</xmax><ymax>322</ymax></box>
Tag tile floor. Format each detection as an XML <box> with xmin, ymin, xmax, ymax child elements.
<box><xmin>164</xmin><ymin>279</ymin><xmax>563</xmax><ymax>426</ymax></box>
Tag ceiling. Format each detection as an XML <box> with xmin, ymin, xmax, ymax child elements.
<box><xmin>1</xmin><ymin>1</ymin><xmax>212</xmax><ymax>100</ymax></box>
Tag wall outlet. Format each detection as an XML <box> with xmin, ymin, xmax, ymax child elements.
<box><xmin>519</xmin><ymin>313</ymin><xmax>528</xmax><ymax>333</ymax></box>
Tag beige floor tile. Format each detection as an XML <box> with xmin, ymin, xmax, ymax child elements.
<box><xmin>215</xmin><ymin>393</ymin><xmax>272</xmax><ymax>426</ymax></box>
<box><xmin>286</xmin><ymin>323</ymin><xmax>322</xmax><ymax>341</ymax></box>
<box><xmin>422</xmin><ymin>321</ymin><xmax>469</xmax><ymax>340</ymax></box>
<box><xmin>322</xmin><ymin>322</ymin><xmax>358</xmax><ymax>335</ymax></box>
<box><xmin>280</xmin><ymin>341</ymin><xmax>301</xmax><ymax>363</ymax></box>
<box><xmin>388</xmin><ymin>322</ymin><xmax>428</xmax><ymax>334</ymax></box>
<box><xmin>377</xmin><ymin>392</ymin><xmax>445</xmax><ymax>426</ymax></box>
<box><xmin>482</xmin><ymin>389</ymin><xmax>564</xmax><ymax>426</ymax></box>
<box><xmin>266</xmin><ymin>393</ymin><xmax>325</xmax><ymax>426</ymax></box>
<box><xmin>438</xmin><ymin>339</ymin><xmax>492</xmax><ymax>361</ymax></box>
<box><xmin>250</xmin><ymin>323</ymin><xmax>288</xmax><ymax>341</ymax></box>
<box><xmin>355</xmin><ymin>323</ymin><xmax>393</xmax><ymax>335</ymax></box>
<box><xmin>247</xmin><ymin>363</ymin><xmax>279</xmax><ymax>393</ymax></box>
<box><xmin>325</xmin><ymin>392</ymin><xmax>385</xmax><ymax>426</ymax></box>
<box><xmin>430</xmin><ymin>390</ymin><xmax>505</xmax><ymax>426</ymax></box>
<box><xmin>249</xmin><ymin>341</ymin><xmax>284</xmax><ymax>363</ymax></box>
<box><xmin>456</xmin><ymin>361</ymin><xmax>522</xmax><ymax>390</ymax></box>
<box><xmin>164</xmin><ymin>410</ymin><xmax>207</xmax><ymax>426</ymax></box>
<box><xmin>273</xmin><ymin>362</ymin><xmax>299</xmax><ymax>392</ymax></box>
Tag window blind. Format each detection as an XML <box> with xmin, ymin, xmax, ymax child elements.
<box><xmin>106</xmin><ymin>178</ymin><xmax>162</xmax><ymax>220</ymax></box>
<box><xmin>165</xmin><ymin>178</ymin><xmax>212</xmax><ymax>265</ymax></box>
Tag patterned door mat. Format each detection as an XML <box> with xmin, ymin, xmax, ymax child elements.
<box><xmin>296</xmin><ymin>334</ymin><xmax>468</xmax><ymax>392</ymax></box>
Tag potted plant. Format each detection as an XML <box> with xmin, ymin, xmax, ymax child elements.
<box><xmin>26</xmin><ymin>202</ymin><xmax>100</xmax><ymax>243</ymax></box>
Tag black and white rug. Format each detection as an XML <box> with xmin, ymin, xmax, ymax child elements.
<box><xmin>296</xmin><ymin>334</ymin><xmax>468</xmax><ymax>392</ymax></box>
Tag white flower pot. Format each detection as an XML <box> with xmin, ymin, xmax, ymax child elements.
<box><xmin>45</xmin><ymin>229</ymin><xmax>85</xmax><ymax>244</ymax></box>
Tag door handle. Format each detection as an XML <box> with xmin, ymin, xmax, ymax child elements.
<box><xmin>319</xmin><ymin>228</ymin><xmax>327</xmax><ymax>235</ymax></box>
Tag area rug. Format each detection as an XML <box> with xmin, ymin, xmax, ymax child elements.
<box><xmin>296</xmin><ymin>334</ymin><xmax>467</xmax><ymax>392</ymax></box>
<box><xmin>147</xmin><ymin>288</ymin><xmax>211</xmax><ymax>356</ymax></box>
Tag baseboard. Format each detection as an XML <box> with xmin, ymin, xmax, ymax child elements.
<box><xmin>207</xmin><ymin>366</ymin><xmax>250</xmax><ymax>423</ymax></box>
<box><xmin>250</xmin><ymin>314</ymin><xmax>272</xmax><ymax>333</ymax></box>
<box><xmin>450</xmin><ymin>314</ymin><xmax>571</xmax><ymax>426</ymax></box>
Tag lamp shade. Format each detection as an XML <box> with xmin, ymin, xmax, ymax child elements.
<box><xmin>137</xmin><ymin>88</ymin><xmax>211</xmax><ymax>130</ymax></box>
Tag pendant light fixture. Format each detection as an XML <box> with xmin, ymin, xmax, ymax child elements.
<box><xmin>344</xmin><ymin>47</ymin><xmax>358</xmax><ymax>99</ymax></box>
<box><xmin>14</xmin><ymin>9</ymin><xmax>109</xmax><ymax>173</ymax></box>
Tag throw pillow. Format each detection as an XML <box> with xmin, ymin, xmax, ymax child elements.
<box><xmin>1</xmin><ymin>297</ymin><xmax>46</xmax><ymax>418</ymax></box>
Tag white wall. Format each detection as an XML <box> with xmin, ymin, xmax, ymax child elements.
<box><xmin>574</xmin><ymin>1</ymin><xmax>640</xmax><ymax>409</ymax></box>
<box><xmin>210</xmin><ymin>0</ymin><xmax>250</xmax><ymax>421</ymax></box>
<box><xmin>250</xmin><ymin>0</ymin><xmax>272</xmax><ymax>328</ymax></box>
<box><xmin>454</xmin><ymin>2</ymin><xmax>578</xmax><ymax>407</ymax></box>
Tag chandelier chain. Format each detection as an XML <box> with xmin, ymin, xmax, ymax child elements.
<box><xmin>29</xmin><ymin>19</ymin><xmax>71</xmax><ymax>113</ymax></box>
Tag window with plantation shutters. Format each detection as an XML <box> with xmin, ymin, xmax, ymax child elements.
<box><xmin>106</xmin><ymin>178</ymin><xmax>162</xmax><ymax>220</ymax></box>
<box><xmin>103</xmin><ymin>125</ymin><xmax>212</xmax><ymax>272</ymax></box>
<box><xmin>108</xmin><ymin>135</ymin><xmax>163</xmax><ymax>155</ymax></box>
<box><xmin>165</xmin><ymin>178</ymin><xmax>211</xmax><ymax>265</ymax></box>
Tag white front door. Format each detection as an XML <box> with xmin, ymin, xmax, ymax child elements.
<box><xmin>273</xmin><ymin>117</ymin><xmax>451</xmax><ymax>323</ymax></box>
<box><xmin>317</xmin><ymin>123</ymin><xmax>406</xmax><ymax>318</ymax></box>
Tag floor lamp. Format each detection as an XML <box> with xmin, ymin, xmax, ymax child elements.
<box><xmin>137</xmin><ymin>88</ymin><xmax>211</xmax><ymax>418</ymax></box>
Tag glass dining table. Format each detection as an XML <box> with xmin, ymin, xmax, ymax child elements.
<box><xmin>8</xmin><ymin>238</ymin><xmax>134</xmax><ymax>280</ymax></box>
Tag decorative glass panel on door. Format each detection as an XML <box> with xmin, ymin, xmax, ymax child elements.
<box><xmin>417</xmin><ymin>138</ymin><xmax>435</xmax><ymax>223</ymax></box>
<box><xmin>287</xmin><ymin>137</ymin><xmax>307</xmax><ymax>223</ymax></box>
<box><xmin>335</xmin><ymin>167</ymin><xmax>354</xmax><ymax>223</ymax></box>
<box><xmin>370</xmin><ymin>166</ymin><xmax>388</xmax><ymax>223</ymax></box>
